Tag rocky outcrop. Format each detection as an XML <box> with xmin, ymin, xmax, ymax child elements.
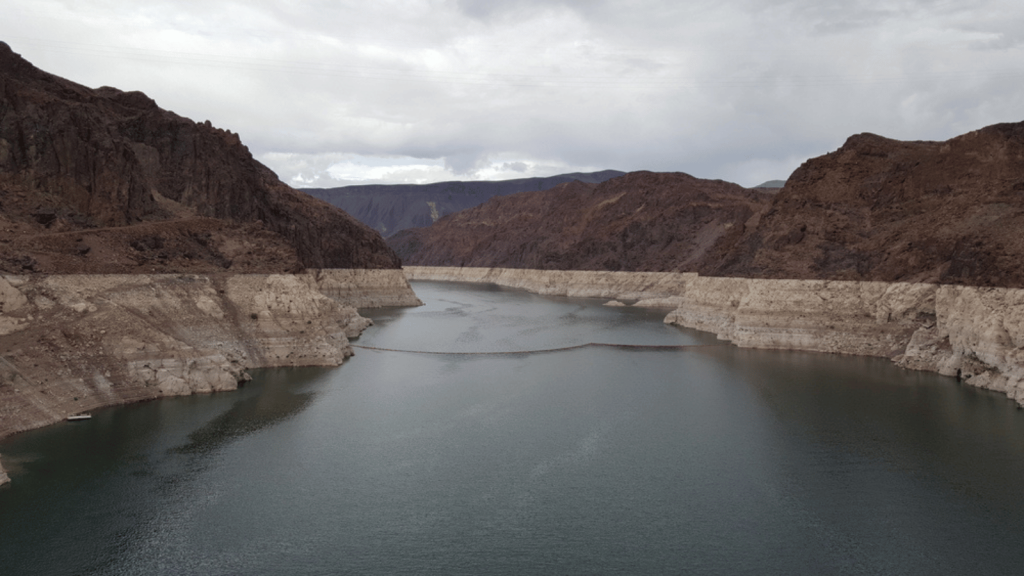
<box><xmin>313</xmin><ymin>269</ymin><xmax>423</xmax><ymax>308</ymax></box>
<box><xmin>0</xmin><ymin>269</ymin><xmax>420</xmax><ymax>483</ymax></box>
<box><xmin>664</xmin><ymin>277</ymin><xmax>936</xmax><ymax>358</ymax></box>
<box><xmin>0</xmin><ymin>41</ymin><xmax>401</xmax><ymax>272</ymax></box>
<box><xmin>405</xmin><ymin>267</ymin><xmax>1024</xmax><ymax>407</ymax></box>
<box><xmin>899</xmin><ymin>286</ymin><xmax>1024</xmax><ymax>403</ymax></box>
<box><xmin>667</xmin><ymin>279</ymin><xmax>1024</xmax><ymax>404</ymax></box>
<box><xmin>702</xmin><ymin>123</ymin><xmax>1024</xmax><ymax>286</ymax></box>
<box><xmin>391</xmin><ymin>172</ymin><xmax>772</xmax><ymax>271</ymax></box>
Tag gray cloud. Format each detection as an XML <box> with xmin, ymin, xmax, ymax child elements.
<box><xmin>502</xmin><ymin>161</ymin><xmax>529</xmax><ymax>173</ymax></box>
<box><xmin>3</xmin><ymin>0</ymin><xmax>1023</xmax><ymax>187</ymax></box>
<box><xmin>456</xmin><ymin>0</ymin><xmax>607</xmax><ymax>21</ymax></box>
<box><xmin>443</xmin><ymin>151</ymin><xmax>490</xmax><ymax>176</ymax></box>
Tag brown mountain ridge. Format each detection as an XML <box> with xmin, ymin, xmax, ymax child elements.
<box><xmin>305</xmin><ymin>170</ymin><xmax>626</xmax><ymax>237</ymax></box>
<box><xmin>0</xmin><ymin>41</ymin><xmax>400</xmax><ymax>274</ymax></box>
<box><xmin>709</xmin><ymin>124</ymin><xmax>1024</xmax><ymax>286</ymax></box>
<box><xmin>390</xmin><ymin>172</ymin><xmax>773</xmax><ymax>272</ymax></box>
<box><xmin>391</xmin><ymin>122</ymin><xmax>1024</xmax><ymax>288</ymax></box>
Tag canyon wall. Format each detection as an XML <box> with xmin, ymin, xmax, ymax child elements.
<box><xmin>307</xmin><ymin>170</ymin><xmax>625</xmax><ymax>236</ymax></box>
<box><xmin>405</xmin><ymin>266</ymin><xmax>1024</xmax><ymax>406</ymax></box>
<box><xmin>391</xmin><ymin>173</ymin><xmax>771</xmax><ymax>272</ymax></box>
<box><xmin>404</xmin><ymin>266</ymin><xmax>694</xmax><ymax>302</ymax></box>
<box><xmin>313</xmin><ymin>269</ymin><xmax>423</xmax><ymax>308</ymax></box>
<box><xmin>0</xmin><ymin>41</ymin><xmax>403</xmax><ymax>274</ymax></box>
<box><xmin>0</xmin><ymin>269</ymin><xmax>419</xmax><ymax>484</ymax></box>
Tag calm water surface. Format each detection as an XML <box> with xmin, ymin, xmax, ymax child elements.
<box><xmin>4</xmin><ymin>281</ymin><xmax>1024</xmax><ymax>575</ymax></box>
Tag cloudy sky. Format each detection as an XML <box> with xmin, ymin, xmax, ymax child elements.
<box><xmin>3</xmin><ymin>1</ymin><xmax>1023</xmax><ymax>188</ymax></box>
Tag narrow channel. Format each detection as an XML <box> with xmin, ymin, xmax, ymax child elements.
<box><xmin>3</xmin><ymin>280</ymin><xmax>1024</xmax><ymax>575</ymax></box>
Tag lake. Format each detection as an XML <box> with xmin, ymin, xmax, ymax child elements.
<box><xmin>3</xmin><ymin>280</ymin><xmax>1024</xmax><ymax>575</ymax></box>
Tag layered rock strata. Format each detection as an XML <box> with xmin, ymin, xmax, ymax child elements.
<box><xmin>314</xmin><ymin>269</ymin><xmax>423</xmax><ymax>308</ymax></box>
<box><xmin>405</xmin><ymin>266</ymin><xmax>1024</xmax><ymax>406</ymax></box>
<box><xmin>0</xmin><ymin>269</ymin><xmax>419</xmax><ymax>484</ymax></box>
<box><xmin>404</xmin><ymin>265</ymin><xmax>694</xmax><ymax>304</ymax></box>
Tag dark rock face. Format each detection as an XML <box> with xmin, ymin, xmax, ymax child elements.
<box><xmin>0</xmin><ymin>41</ymin><xmax>401</xmax><ymax>273</ymax></box>
<box><xmin>390</xmin><ymin>172</ymin><xmax>773</xmax><ymax>272</ymax></box>
<box><xmin>709</xmin><ymin>124</ymin><xmax>1024</xmax><ymax>286</ymax></box>
<box><xmin>305</xmin><ymin>170</ymin><xmax>626</xmax><ymax>237</ymax></box>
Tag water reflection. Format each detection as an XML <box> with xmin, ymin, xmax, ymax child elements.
<box><xmin>714</xmin><ymin>345</ymin><xmax>1024</xmax><ymax>512</ymax></box>
<box><xmin>0</xmin><ymin>367</ymin><xmax>332</xmax><ymax>576</ymax></box>
<box><xmin>173</xmin><ymin>368</ymin><xmax>321</xmax><ymax>455</ymax></box>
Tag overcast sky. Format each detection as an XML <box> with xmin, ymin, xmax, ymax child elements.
<box><xmin>3</xmin><ymin>1</ymin><xmax>1023</xmax><ymax>188</ymax></box>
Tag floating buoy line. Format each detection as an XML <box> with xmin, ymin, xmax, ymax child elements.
<box><xmin>350</xmin><ymin>343</ymin><xmax>724</xmax><ymax>356</ymax></box>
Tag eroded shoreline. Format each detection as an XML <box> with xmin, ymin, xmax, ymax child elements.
<box><xmin>405</xmin><ymin>266</ymin><xmax>1024</xmax><ymax>407</ymax></box>
<box><xmin>0</xmin><ymin>269</ymin><xmax>421</xmax><ymax>484</ymax></box>
<box><xmin>8</xmin><ymin>265</ymin><xmax>1022</xmax><ymax>486</ymax></box>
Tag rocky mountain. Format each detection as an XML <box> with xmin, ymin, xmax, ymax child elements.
<box><xmin>709</xmin><ymin>124</ymin><xmax>1024</xmax><ymax>286</ymax></box>
<box><xmin>389</xmin><ymin>172</ymin><xmax>773</xmax><ymax>271</ymax></box>
<box><xmin>303</xmin><ymin>170</ymin><xmax>625</xmax><ymax>237</ymax></box>
<box><xmin>0</xmin><ymin>41</ymin><xmax>401</xmax><ymax>274</ymax></box>
<box><xmin>391</xmin><ymin>122</ymin><xmax>1024</xmax><ymax>287</ymax></box>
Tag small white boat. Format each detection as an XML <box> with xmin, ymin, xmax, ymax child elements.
<box><xmin>66</xmin><ymin>414</ymin><xmax>92</xmax><ymax>421</ymax></box>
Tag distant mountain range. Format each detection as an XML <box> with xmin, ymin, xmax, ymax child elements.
<box><xmin>302</xmin><ymin>170</ymin><xmax>626</xmax><ymax>237</ymax></box>
<box><xmin>389</xmin><ymin>172</ymin><xmax>772</xmax><ymax>273</ymax></box>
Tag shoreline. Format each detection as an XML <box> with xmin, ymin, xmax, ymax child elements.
<box><xmin>8</xmin><ymin>265</ymin><xmax>1021</xmax><ymax>485</ymax></box>
<box><xmin>0</xmin><ymin>269</ymin><xmax>422</xmax><ymax>485</ymax></box>
<box><xmin>404</xmin><ymin>266</ymin><xmax>1024</xmax><ymax>407</ymax></box>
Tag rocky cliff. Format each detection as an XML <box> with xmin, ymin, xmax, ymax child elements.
<box><xmin>663</xmin><ymin>277</ymin><xmax>1024</xmax><ymax>405</ymax></box>
<box><xmin>313</xmin><ymin>268</ymin><xmax>425</xmax><ymax>308</ymax></box>
<box><xmin>0</xmin><ymin>270</ymin><xmax>420</xmax><ymax>442</ymax></box>
<box><xmin>0</xmin><ymin>41</ymin><xmax>401</xmax><ymax>272</ymax></box>
<box><xmin>709</xmin><ymin>124</ymin><xmax>1024</xmax><ymax>286</ymax></box>
<box><xmin>404</xmin><ymin>265</ymin><xmax>693</xmax><ymax>302</ymax></box>
<box><xmin>306</xmin><ymin>170</ymin><xmax>625</xmax><ymax>237</ymax></box>
<box><xmin>0</xmin><ymin>43</ymin><xmax>425</xmax><ymax>484</ymax></box>
<box><xmin>391</xmin><ymin>172</ymin><xmax>772</xmax><ymax>271</ymax></box>
<box><xmin>405</xmin><ymin>267</ymin><xmax>1024</xmax><ymax>407</ymax></box>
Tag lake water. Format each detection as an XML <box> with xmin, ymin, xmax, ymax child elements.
<box><xmin>4</xmin><ymin>281</ymin><xmax>1024</xmax><ymax>575</ymax></box>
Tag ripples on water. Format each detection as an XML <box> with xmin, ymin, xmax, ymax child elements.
<box><xmin>3</xmin><ymin>281</ymin><xmax>1024</xmax><ymax>575</ymax></box>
